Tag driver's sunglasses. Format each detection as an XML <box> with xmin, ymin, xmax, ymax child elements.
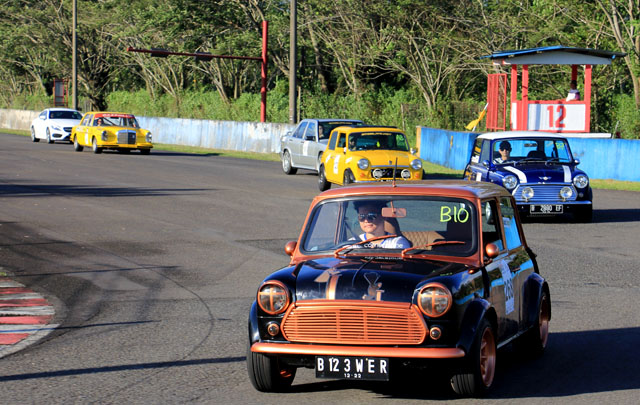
<box><xmin>358</xmin><ymin>213</ymin><xmax>378</xmax><ymax>222</ymax></box>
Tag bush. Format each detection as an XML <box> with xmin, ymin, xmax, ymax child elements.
<box><xmin>613</xmin><ymin>94</ymin><xmax>640</xmax><ymax>139</ymax></box>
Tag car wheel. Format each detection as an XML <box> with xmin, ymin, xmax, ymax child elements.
<box><xmin>316</xmin><ymin>153</ymin><xmax>323</xmax><ymax>172</ymax></box>
<box><xmin>318</xmin><ymin>165</ymin><xmax>331</xmax><ymax>192</ymax></box>
<box><xmin>343</xmin><ymin>169</ymin><xmax>354</xmax><ymax>185</ymax></box>
<box><xmin>517</xmin><ymin>289</ymin><xmax>550</xmax><ymax>358</ymax></box>
<box><xmin>31</xmin><ymin>127</ymin><xmax>40</xmax><ymax>142</ymax></box>
<box><xmin>92</xmin><ymin>137</ymin><xmax>102</xmax><ymax>154</ymax></box>
<box><xmin>46</xmin><ymin>128</ymin><xmax>53</xmax><ymax>144</ymax></box>
<box><xmin>140</xmin><ymin>149</ymin><xmax>150</xmax><ymax>155</ymax></box>
<box><xmin>246</xmin><ymin>341</ymin><xmax>296</xmax><ymax>392</ymax></box>
<box><xmin>575</xmin><ymin>204</ymin><xmax>593</xmax><ymax>223</ymax></box>
<box><xmin>451</xmin><ymin>319</ymin><xmax>496</xmax><ymax>397</ymax></box>
<box><xmin>281</xmin><ymin>150</ymin><xmax>297</xmax><ymax>175</ymax></box>
<box><xmin>73</xmin><ymin>136</ymin><xmax>83</xmax><ymax>152</ymax></box>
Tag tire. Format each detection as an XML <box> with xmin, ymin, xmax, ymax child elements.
<box><xmin>246</xmin><ymin>341</ymin><xmax>296</xmax><ymax>392</ymax></box>
<box><xmin>46</xmin><ymin>128</ymin><xmax>53</xmax><ymax>144</ymax></box>
<box><xmin>318</xmin><ymin>165</ymin><xmax>331</xmax><ymax>191</ymax></box>
<box><xmin>31</xmin><ymin>127</ymin><xmax>39</xmax><ymax>142</ymax></box>
<box><xmin>281</xmin><ymin>150</ymin><xmax>297</xmax><ymax>175</ymax></box>
<box><xmin>517</xmin><ymin>289</ymin><xmax>550</xmax><ymax>358</ymax></box>
<box><xmin>140</xmin><ymin>148</ymin><xmax>150</xmax><ymax>155</ymax></box>
<box><xmin>343</xmin><ymin>169</ymin><xmax>354</xmax><ymax>185</ymax></box>
<box><xmin>73</xmin><ymin>136</ymin><xmax>83</xmax><ymax>152</ymax></box>
<box><xmin>575</xmin><ymin>205</ymin><xmax>593</xmax><ymax>223</ymax></box>
<box><xmin>92</xmin><ymin>137</ymin><xmax>102</xmax><ymax>154</ymax></box>
<box><xmin>451</xmin><ymin>319</ymin><xmax>496</xmax><ymax>397</ymax></box>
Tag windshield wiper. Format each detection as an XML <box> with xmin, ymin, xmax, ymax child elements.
<box><xmin>334</xmin><ymin>234</ymin><xmax>399</xmax><ymax>258</ymax></box>
<box><xmin>401</xmin><ymin>240</ymin><xmax>465</xmax><ymax>258</ymax></box>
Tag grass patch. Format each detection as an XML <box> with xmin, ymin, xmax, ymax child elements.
<box><xmin>3</xmin><ymin>128</ymin><xmax>639</xmax><ymax>191</ymax></box>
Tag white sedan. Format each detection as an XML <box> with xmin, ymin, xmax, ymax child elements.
<box><xmin>30</xmin><ymin>108</ymin><xmax>83</xmax><ymax>143</ymax></box>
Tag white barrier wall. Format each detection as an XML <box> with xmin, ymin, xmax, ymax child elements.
<box><xmin>0</xmin><ymin>109</ymin><xmax>295</xmax><ymax>154</ymax></box>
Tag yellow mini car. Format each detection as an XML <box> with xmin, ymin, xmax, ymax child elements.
<box><xmin>318</xmin><ymin>126</ymin><xmax>424</xmax><ymax>191</ymax></box>
<box><xmin>71</xmin><ymin>112</ymin><xmax>153</xmax><ymax>154</ymax></box>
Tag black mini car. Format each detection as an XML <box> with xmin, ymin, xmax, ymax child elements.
<box><xmin>247</xmin><ymin>181</ymin><xmax>551</xmax><ymax>397</ymax></box>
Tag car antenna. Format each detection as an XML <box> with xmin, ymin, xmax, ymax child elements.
<box><xmin>392</xmin><ymin>158</ymin><xmax>398</xmax><ymax>187</ymax></box>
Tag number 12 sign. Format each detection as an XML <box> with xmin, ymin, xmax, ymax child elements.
<box><xmin>527</xmin><ymin>103</ymin><xmax>586</xmax><ymax>132</ymax></box>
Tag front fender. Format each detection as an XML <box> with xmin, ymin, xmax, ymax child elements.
<box><xmin>456</xmin><ymin>298</ymin><xmax>493</xmax><ymax>354</ymax></box>
<box><xmin>248</xmin><ymin>301</ymin><xmax>260</xmax><ymax>344</ymax></box>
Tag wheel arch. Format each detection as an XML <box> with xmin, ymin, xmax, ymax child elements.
<box><xmin>456</xmin><ymin>298</ymin><xmax>495</xmax><ymax>354</ymax></box>
<box><xmin>522</xmin><ymin>273</ymin><xmax>551</xmax><ymax>329</ymax></box>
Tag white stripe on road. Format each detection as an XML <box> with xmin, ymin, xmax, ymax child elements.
<box><xmin>0</xmin><ymin>281</ymin><xmax>24</xmax><ymax>288</ymax></box>
<box><xmin>0</xmin><ymin>293</ymin><xmax>44</xmax><ymax>300</ymax></box>
<box><xmin>0</xmin><ymin>306</ymin><xmax>54</xmax><ymax>316</ymax></box>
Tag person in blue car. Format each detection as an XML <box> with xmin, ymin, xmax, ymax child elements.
<box><xmin>494</xmin><ymin>140</ymin><xmax>512</xmax><ymax>164</ymax></box>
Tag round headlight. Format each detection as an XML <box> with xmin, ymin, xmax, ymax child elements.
<box><xmin>101</xmin><ymin>130</ymin><xmax>108</xmax><ymax>141</ymax></box>
<box><xmin>257</xmin><ymin>281</ymin><xmax>290</xmax><ymax>315</ymax></box>
<box><xmin>560</xmin><ymin>186</ymin><xmax>573</xmax><ymax>199</ymax></box>
<box><xmin>503</xmin><ymin>175</ymin><xmax>518</xmax><ymax>190</ymax></box>
<box><xmin>401</xmin><ymin>169</ymin><xmax>411</xmax><ymax>179</ymax></box>
<box><xmin>372</xmin><ymin>168</ymin><xmax>383</xmax><ymax>179</ymax></box>
<box><xmin>411</xmin><ymin>159</ymin><xmax>423</xmax><ymax>170</ymax></box>
<box><xmin>522</xmin><ymin>187</ymin><xmax>534</xmax><ymax>200</ymax></box>
<box><xmin>573</xmin><ymin>174</ymin><xmax>588</xmax><ymax>189</ymax></box>
<box><xmin>146</xmin><ymin>132</ymin><xmax>153</xmax><ymax>143</ymax></box>
<box><xmin>417</xmin><ymin>283</ymin><xmax>452</xmax><ymax>318</ymax></box>
<box><xmin>357</xmin><ymin>158</ymin><xmax>369</xmax><ymax>170</ymax></box>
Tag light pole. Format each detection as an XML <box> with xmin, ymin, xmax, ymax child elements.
<box><xmin>72</xmin><ymin>0</ymin><xmax>78</xmax><ymax>110</ymax></box>
<box><xmin>289</xmin><ymin>0</ymin><xmax>297</xmax><ymax>124</ymax></box>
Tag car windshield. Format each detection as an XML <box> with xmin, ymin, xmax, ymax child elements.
<box><xmin>99</xmin><ymin>116</ymin><xmax>139</xmax><ymax>128</ymax></box>
<box><xmin>50</xmin><ymin>110</ymin><xmax>82</xmax><ymax>120</ymax></box>
<box><xmin>319</xmin><ymin>121</ymin><xmax>363</xmax><ymax>140</ymax></box>
<box><xmin>492</xmin><ymin>138</ymin><xmax>572</xmax><ymax>164</ymax></box>
<box><xmin>349</xmin><ymin>131</ymin><xmax>409</xmax><ymax>151</ymax></box>
<box><xmin>301</xmin><ymin>196</ymin><xmax>477</xmax><ymax>257</ymax></box>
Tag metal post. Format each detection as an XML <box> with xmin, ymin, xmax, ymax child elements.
<box><xmin>260</xmin><ymin>21</ymin><xmax>268</xmax><ymax>123</ymax></box>
<box><xmin>289</xmin><ymin>0</ymin><xmax>297</xmax><ymax>124</ymax></box>
<box><xmin>72</xmin><ymin>0</ymin><xmax>78</xmax><ymax>110</ymax></box>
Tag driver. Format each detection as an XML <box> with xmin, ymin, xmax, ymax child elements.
<box><xmin>494</xmin><ymin>141</ymin><xmax>512</xmax><ymax>163</ymax></box>
<box><xmin>354</xmin><ymin>202</ymin><xmax>411</xmax><ymax>248</ymax></box>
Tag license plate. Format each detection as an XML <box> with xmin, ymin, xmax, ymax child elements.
<box><xmin>530</xmin><ymin>204</ymin><xmax>563</xmax><ymax>214</ymax></box>
<box><xmin>315</xmin><ymin>356</ymin><xmax>389</xmax><ymax>381</ymax></box>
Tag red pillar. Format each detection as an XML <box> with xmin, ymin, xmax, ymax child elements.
<box><xmin>510</xmin><ymin>65</ymin><xmax>518</xmax><ymax>130</ymax></box>
<box><xmin>260</xmin><ymin>21</ymin><xmax>268</xmax><ymax>123</ymax></box>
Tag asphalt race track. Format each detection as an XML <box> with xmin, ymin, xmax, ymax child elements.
<box><xmin>0</xmin><ymin>132</ymin><xmax>638</xmax><ymax>404</ymax></box>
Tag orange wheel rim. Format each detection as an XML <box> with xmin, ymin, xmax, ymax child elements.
<box><xmin>479</xmin><ymin>327</ymin><xmax>496</xmax><ymax>387</ymax></box>
<box><xmin>539</xmin><ymin>295</ymin><xmax>550</xmax><ymax>347</ymax></box>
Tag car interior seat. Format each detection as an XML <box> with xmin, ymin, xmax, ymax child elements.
<box><xmin>526</xmin><ymin>150</ymin><xmax>546</xmax><ymax>159</ymax></box>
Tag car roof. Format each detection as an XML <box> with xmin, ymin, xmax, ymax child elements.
<box><xmin>333</xmin><ymin>125</ymin><xmax>402</xmax><ymax>134</ymax></box>
<box><xmin>312</xmin><ymin>180</ymin><xmax>510</xmax><ymax>203</ymax></box>
<box><xmin>476</xmin><ymin>131</ymin><xmax>568</xmax><ymax>141</ymax></box>
<box><xmin>46</xmin><ymin>108</ymin><xmax>80</xmax><ymax>112</ymax></box>
<box><xmin>83</xmin><ymin>112</ymin><xmax>136</xmax><ymax>117</ymax></box>
<box><xmin>307</xmin><ymin>118</ymin><xmax>363</xmax><ymax>123</ymax></box>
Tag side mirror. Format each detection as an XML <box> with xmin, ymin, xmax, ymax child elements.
<box><xmin>284</xmin><ymin>241</ymin><xmax>297</xmax><ymax>257</ymax></box>
<box><xmin>343</xmin><ymin>147</ymin><xmax>347</xmax><ymax>154</ymax></box>
<box><xmin>410</xmin><ymin>147</ymin><xmax>417</xmax><ymax>155</ymax></box>
<box><xmin>482</xmin><ymin>160</ymin><xmax>490</xmax><ymax>167</ymax></box>
<box><xmin>573</xmin><ymin>158</ymin><xmax>580</xmax><ymax>165</ymax></box>
<box><xmin>485</xmin><ymin>242</ymin><xmax>499</xmax><ymax>259</ymax></box>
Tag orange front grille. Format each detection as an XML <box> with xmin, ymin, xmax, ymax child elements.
<box><xmin>281</xmin><ymin>300</ymin><xmax>427</xmax><ymax>345</ymax></box>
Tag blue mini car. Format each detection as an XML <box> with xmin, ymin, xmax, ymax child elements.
<box><xmin>463</xmin><ymin>132</ymin><xmax>592</xmax><ymax>222</ymax></box>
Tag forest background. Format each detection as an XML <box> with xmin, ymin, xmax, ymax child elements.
<box><xmin>1</xmin><ymin>0</ymin><xmax>640</xmax><ymax>140</ymax></box>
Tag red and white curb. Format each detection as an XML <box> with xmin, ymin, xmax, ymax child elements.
<box><xmin>0</xmin><ymin>278</ymin><xmax>58</xmax><ymax>358</ymax></box>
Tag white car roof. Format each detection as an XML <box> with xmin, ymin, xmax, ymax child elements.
<box><xmin>476</xmin><ymin>131</ymin><xmax>568</xmax><ymax>140</ymax></box>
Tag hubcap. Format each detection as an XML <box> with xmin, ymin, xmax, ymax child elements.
<box><xmin>479</xmin><ymin>327</ymin><xmax>496</xmax><ymax>387</ymax></box>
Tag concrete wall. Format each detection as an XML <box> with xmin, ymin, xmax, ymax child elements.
<box><xmin>417</xmin><ymin>126</ymin><xmax>640</xmax><ymax>182</ymax></box>
<box><xmin>1</xmin><ymin>109</ymin><xmax>295</xmax><ymax>154</ymax></box>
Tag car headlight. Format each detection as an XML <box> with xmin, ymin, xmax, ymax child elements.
<box><xmin>357</xmin><ymin>158</ymin><xmax>369</xmax><ymax>170</ymax></box>
<box><xmin>401</xmin><ymin>169</ymin><xmax>411</xmax><ymax>179</ymax></box>
<box><xmin>372</xmin><ymin>168</ymin><xmax>383</xmax><ymax>179</ymax></box>
<box><xmin>257</xmin><ymin>281</ymin><xmax>290</xmax><ymax>315</ymax></box>
<box><xmin>560</xmin><ymin>186</ymin><xmax>573</xmax><ymax>199</ymax></box>
<box><xmin>503</xmin><ymin>175</ymin><xmax>518</xmax><ymax>190</ymax></box>
<box><xmin>522</xmin><ymin>187</ymin><xmax>534</xmax><ymax>200</ymax></box>
<box><xmin>411</xmin><ymin>159</ymin><xmax>422</xmax><ymax>170</ymax></box>
<box><xmin>51</xmin><ymin>125</ymin><xmax>62</xmax><ymax>131</ymax></box>
<box><xmin>573</xmin><ymin>174</ymin><xmax>588</xmax><ymax>189</ymax></box>
<box><xmin>146</xmin><ymin>132</ymin><xmax>153</xmax><ymax>143</ymax></box>
<box><xmin>417</xmin><ymin>283</ymin><xmax>452</xmax><ymax>318</ymax></box>
<box><xmin>101</xmin><ymin>131</ymin><xmax>108</xmax><ymax>141</ymax></box>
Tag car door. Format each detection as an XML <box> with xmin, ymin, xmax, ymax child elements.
<box><xmin>288</xmin><ymin>121</ymin><xmax>308</xmax><ymax>166</ymax></box>
<box><xmin>465</xmin><ymin>138</ymin><xmax>491</xmax><ymax>181</ymax></box>
<box><xmin>34</xmin><ymin>110</ymin><xmax>48</xmax><ymax>139</ymax></box>
<box><xmin>79</xmin><ymin>114</ymin><xmax>93</xmax><ymax>146</ymax></box>
<box><xmin>324</xmin><ymin>131</ymin><xmax>347</xmax><ymax>184</ymax></box>
<box><xmin>300</xmin><ymin>120</ymin><xmax>319</xmax><ymax>168</ymax></box>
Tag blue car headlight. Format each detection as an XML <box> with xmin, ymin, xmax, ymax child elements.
<box><xmin>573</xmin><ymin>174</ymin><xmax>589</xmax><ymax>189</ymax></box>
<box><xmin>503</xmin><ymin>175</ymin><xmax>518</xmax><ymax>190</ymax></box>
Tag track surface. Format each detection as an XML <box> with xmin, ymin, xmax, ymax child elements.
<box><xmin>0</xmin><ymin>133</ymin><xmax>638</xmax><ymax>404</ymax></box>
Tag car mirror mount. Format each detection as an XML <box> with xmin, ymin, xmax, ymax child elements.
<box><xmin>573</xmin><ymin>158</ymin><xmax>580</xmax><ymax>165</ymax></box>
<box><xmin>482</xmin><ymin>159</ymin><xmax>490</xmax><ymax>167</ymax></box>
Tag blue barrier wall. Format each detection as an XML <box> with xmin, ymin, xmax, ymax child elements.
<box><xmin>418</xmin><ymin>126</ymin><xmax>640</xmax><ymax>182</ymax></box>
